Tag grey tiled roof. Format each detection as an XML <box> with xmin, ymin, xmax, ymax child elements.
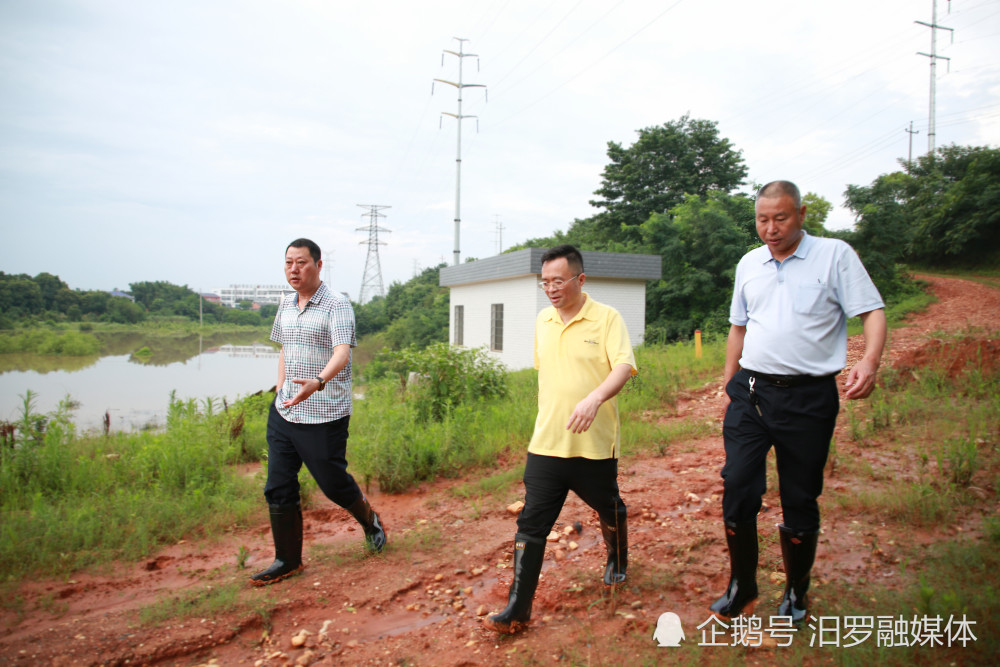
<box><xmin>439</xmin><ymin>248</ymin><xmax>661</xmax><ymax>286</ymax></box>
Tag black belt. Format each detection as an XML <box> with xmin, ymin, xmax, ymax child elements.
<box><xmin>744</xmin><ymin>369</ymin><xmax>838</xmax><ymax>388</ymax></box>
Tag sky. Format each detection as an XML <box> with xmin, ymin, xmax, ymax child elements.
<box><xmin>1</xmin><ymin>0</ymin><xmax>998</xmax><ymax>301</ymax></box>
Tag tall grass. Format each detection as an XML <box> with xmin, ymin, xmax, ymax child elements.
<box><xmin>0</xmin><ymin>340</ymin><xmax>726</xmax><ymax>580</ymax></box>
<box><xmin>349</xmin><ymin>339</ymin><xmax>726</xmax><ymax>492</ymax></box>
<box><xmin>0</xmin><ymin>392</ymin><xmax>273</xmax><ymax>580</ymax></box>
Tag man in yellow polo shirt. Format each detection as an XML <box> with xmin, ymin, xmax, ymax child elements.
<box><xmin>484</xmin><ymin>244</ymin><xmax>637</xmax><ymax>635</ymax></box>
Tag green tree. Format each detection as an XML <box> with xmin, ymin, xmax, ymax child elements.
<box><xmin>801</xmin><ymin>192</ymin><xmax>832</xmax><ymax>236</ymax></box>
<box><xmin>588</xmin><ymin>115</ymin><xmax>748</xmax><ymax>247</ymax></box>
<box><xmin>354</xmin><ymin>296</ymin><xmax>389</xmax><ymax>338</ymax></box>
<box><xmin>0</xmin><ymin>275</ymin><xmax>44</xmax><ymax>318</ymax></box>
<box><xmin>105</xmin><ymin>296</ymin><xmax>145</xmax><ymax>324</ymax></box>
<box><xmin>352</xmin><ymin>264</ymin><xmax>449</xmax><ymax>349</ymax></box>
<box><xmin>906</xmin><ymin>145</ymin><xmax>1000</xmax><ymax>265</ymax></box>
<box><xmin>640</xmin><ymin>191</ymin><xmax>755</xmax><ymax>341</ymax></box>
<box><xmin>33</xmin><ymin>273</ymin><xmax>69</xmax><ymax>311</ymax></box>
<box><xmin>259</xmin><ymin>304</ymin><xmax>278</xmax><ymax>322</ymax></box>
<box><xmin>80</xmin><ymin>290</ymin><xmax>111</xmax><ymax>317</ymax></box>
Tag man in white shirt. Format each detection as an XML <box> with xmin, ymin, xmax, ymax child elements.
<box><xmin>710</xmin><ymin>181</ymin><xmax>886</xmax><ymax>623</ymax></box>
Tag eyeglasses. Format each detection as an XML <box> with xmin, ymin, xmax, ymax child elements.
<box><xmin>538</xmin><ymin>274</ymin><xmax>580</xmax><ymax>291</ymax></box>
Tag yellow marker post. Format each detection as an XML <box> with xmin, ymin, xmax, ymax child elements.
<box><xmin>695</xmin><ymin>330</ymin><xmax>702</xmax><ymax>359</ymax></box>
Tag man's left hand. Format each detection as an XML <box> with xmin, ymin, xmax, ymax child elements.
<box><xmin>566</xmin><ymin>395</ymin><xmax>602</xmax><ymax>434</ymax></box>
<box><xmin>282</xmin><ymin>377</ymin><xmax>321</xmax><ymax>407</ymax></box>
<box><xmin>844</xmin><ymin>358</ymin><xmax>879</xmax><ymax>400</ymax></box>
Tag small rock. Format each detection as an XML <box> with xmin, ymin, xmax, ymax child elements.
<box><xmin>291</xmin><ymin>634</ymin><xmax>307</xmax><ymax>648</ymax></box>
<box><xmin>553</xmin><ymin>549</ymin><xmax>566</xmax><ymax>560</ymax></box>
<box><xmin>546</xmin><ymin>531</ymin><xmax>560</xmax><ymax>542</ymax></box>
<box><xmin>434</xmin><ymin>573</ymin><xmax>444</xmax><ymax>581</ymax></box>
<box><xmin>476</xmin><ymin>605</ymin><xmax>487</xmax><ymax>616</ymax></box>
<box><xmin>507</xmin><ymin>501</ymin><xmax>525</xmax><ymax>515</ymax></box>
<box><xmin>295</xmin><ymin>649</ymin><xmax>315</xmax><ymax>666</ymax></box>
<box><xmin>567</xmin><ymin>541</ymin><xmax>579</xmax><ymax>551</ymax></box>
<box><xmin>686</xmin><ymin>492</ymin><xmax>700</xmax><ymax>503</ymax></box>
<box><xmin>562</xmin><ymin>525</ymin><xmax>575</xmax><ymax>535</ymax></box>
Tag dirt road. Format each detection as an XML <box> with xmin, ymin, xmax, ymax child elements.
<box><xmin>2</xmin><ymin>275</ymin><xmax>998</xmax><ymax>666</ymax></box>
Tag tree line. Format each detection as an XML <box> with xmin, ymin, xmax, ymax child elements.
<box><xmin>0</xmin><ymin>276</ymin><xmax>278</xmax><ymax>329</ymax></box>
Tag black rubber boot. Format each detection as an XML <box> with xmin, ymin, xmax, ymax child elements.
<box><xmin>600</xmin><ymin>505</ymin><xmax>628</xmax><ymax>585</ymax></box>
<box><xmin>250</xmin><ymin>503</ymin><xmax>303</xmax><ymax>586</ymax></box>
<box><xmin>346</xmin><ymin>494</ymin><xmax>387</xmax><ymax>554</ymax></box>
<box><xmin>709</xmin><ymin>520</ymin><xmax>759</xmax><ymax>619</ymax></box>
<box><xmin>483</xmin><ymin>533</ymin><xmax>546</xmax><ymax>634</ymax></box>
<box><xmin>777</xmin><ymin>524</ymin><xmax>819</xmax><ymax>624</ymax></box>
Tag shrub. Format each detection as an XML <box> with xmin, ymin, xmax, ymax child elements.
<box><xmin>375</xmin><ymin>343</ymin><xmax>508</xmax><ymax>421</ymax></box>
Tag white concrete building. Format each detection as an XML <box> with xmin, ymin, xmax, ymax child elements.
<box><xmin>212</xmin><ymin>284</ymin><xmax>290</xmax><ymax>308</ymax></box>
<box><xmin>439</xmin><ymin>249</ymin><xmax>661</xmax><ymax>370</ymax></box>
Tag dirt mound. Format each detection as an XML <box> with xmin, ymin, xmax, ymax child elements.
<box><xmin>892</xmin><ymin>336</ymin><xmax>1000</xmax><ymax>379</ymax></box>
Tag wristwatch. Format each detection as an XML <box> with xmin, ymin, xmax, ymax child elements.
<box><xmin>314</xmin><ymin>376</ymin><xmax>326</xmax><ymax>391</ymax></box>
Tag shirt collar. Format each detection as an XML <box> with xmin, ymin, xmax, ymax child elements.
<box><xmin>543</xmin><ymin>292</ymin><xmax>594</xmax><ymax>324</ymax></box>
<box><xmin>295</xmin><ymin>281</ymin><xmax>328</xmax><ymax>307</ymax></box>
<box><xmin>760</xmin><ymin>230</ymin><xmax>813</xmax><ymax>264</ymax></box>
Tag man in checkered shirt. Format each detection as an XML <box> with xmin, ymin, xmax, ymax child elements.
<box><xmin>251</xmin><ymin>238</ymin><xmax>387</xmax><ymax>586</ymax></box>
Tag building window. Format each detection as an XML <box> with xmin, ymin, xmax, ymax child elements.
<box><xmin>490</xmin><ymin>303</ymin><xmax>503</xmax><ymax>352</ymax></box>
<box><xmin>454</xmin><ymin>305</ymin><xmax>464</xmax><ymax>346</ymax></box>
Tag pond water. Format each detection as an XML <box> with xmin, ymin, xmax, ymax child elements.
<box><xmin>0</xmin><ymin>332</ymin><xmax>279</xmax><ymax>433</ymax></box>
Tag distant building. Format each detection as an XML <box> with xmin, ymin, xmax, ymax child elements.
<box><xmin>201</xmin><ymin>293</ymin><xmax>222</xmax><ymax>305</ymax></box>
<box><xmin>213</xmin><ymin>284</ymin><xmax>289</xmax><ymax>308</ymax></box>
<box><xmin>109</xmin><ymin>288</ymin><xmax>135</xmax><ymax>301</ymax></box>
<box><xmin>439</xmin><ymin>249</ymin><xmax>661</xmax><ymax>371</ymax></box>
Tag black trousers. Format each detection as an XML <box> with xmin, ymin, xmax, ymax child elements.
<box><xmin>721</xmin><ymin>368</ymin><xmax>839</xmax><ymax>532</ymax></box>
<box><xmin>264</xmin><ymin>403</ymin><xmax>363</xmax><ymax>508</ymax></box>
<box><xmin>516</xmin><ymin>452</ymin><xmax>626</xmax><ymax>539</ymax></box>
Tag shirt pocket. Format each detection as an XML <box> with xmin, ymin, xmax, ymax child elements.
<box><xmin>793</xmin><ymin>283</ymin><xmax>829</xmax><ymax>314</ymax></box>
<box><xmin>570</xmin><ymin>337</ymin><xmax>604</xmax><ymax>364</ymax></box>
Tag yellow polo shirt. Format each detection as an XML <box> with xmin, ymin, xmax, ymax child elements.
<box><xmin>527</xmin><ymin>293</ymin><xmax>637</xmax><ymax>460</ymax></box>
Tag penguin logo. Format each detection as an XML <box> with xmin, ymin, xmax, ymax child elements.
<box><xmin>652</xmin><ymin>611</ymin><xmax>685</xmax><ymax>647</ymax></box>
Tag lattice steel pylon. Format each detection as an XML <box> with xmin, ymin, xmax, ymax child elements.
<box><xmin>357</xmin><ymin>204</ymin><xmax>391</xmax><ymax>304</ymax></box>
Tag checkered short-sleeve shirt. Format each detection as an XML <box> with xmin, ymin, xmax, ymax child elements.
<box><xmin>270</xmin><ymin>282</ymin><xmax>356</xmax><ymax>423</ymax></box>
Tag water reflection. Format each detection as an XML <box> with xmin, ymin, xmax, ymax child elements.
<box><xmin>0</xmin><ymin>331</ymin><xmax>280</xmax><ymax>432</ymax></box>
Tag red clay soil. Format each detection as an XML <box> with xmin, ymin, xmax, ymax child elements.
<box><xmin>1</xmin><ymin>275</ymin><xmax>998</xmax><ymax>666</ymax></box>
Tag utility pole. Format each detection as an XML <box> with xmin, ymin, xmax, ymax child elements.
<box><xmin>493</xmin><ymin>214</ymin><xmax>505</xmax><ymax>255</ymax></box>
<box><xmin>357</xmin><ymin>204</ymin><xmax>390</xmax><ymax>304</ymax></box>
<box><xmin>433</xmin><ymin>37</ymin><xmax>487</xmax><ymax>265</ymax></box>
<box><xmin>916</xmin><ymin>0</ymin><xmax>953</xmax><ymax>155</ymax></box>
<box><xmin>905</xmin><ymin>121</ymin><xmax>920</xmax><ymax>168</ymax></box>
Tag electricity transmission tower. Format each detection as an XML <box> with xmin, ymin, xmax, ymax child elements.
<box><xmin>916</xmin><ymin>0</ymin><xmax>953</xmax><ymax>155</ymax></box>
<box><xmin>433</xmin><ymin>37</ymin><xmax>487</xmax><ymax>265</ymax></box>
<box><xmin>357</xmin><ymin>204</ymin><xmax>390</xmax><ymax>304</ymax></box>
